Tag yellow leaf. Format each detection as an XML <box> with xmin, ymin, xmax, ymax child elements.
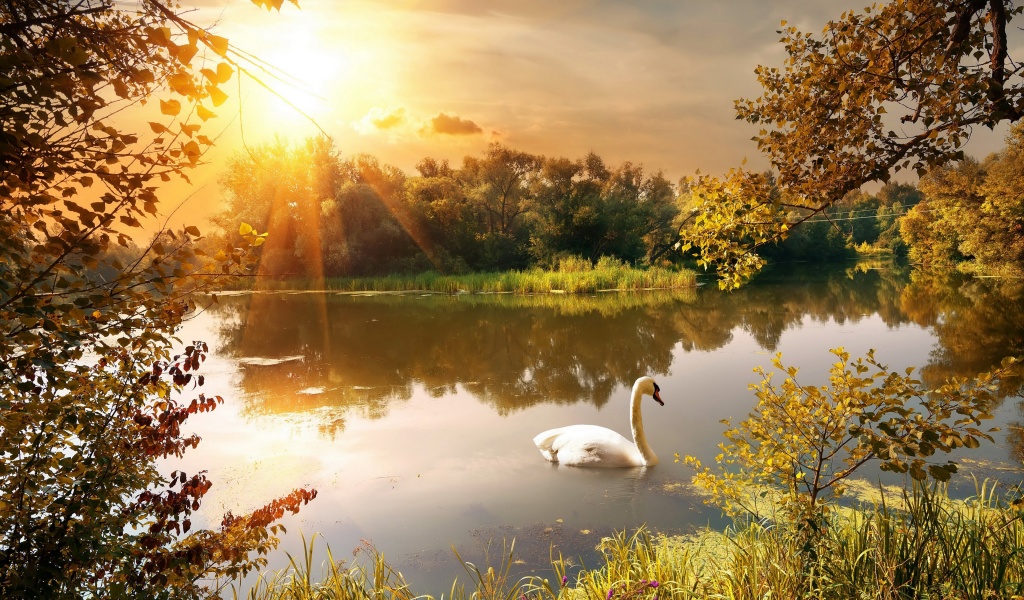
<box><xmin>206</xmin><ymin>85</ymin><xmax>228</xmax><ymax>107</ymax></box>
<box><xmin>113</xmin><ymin>78</ymin><xmax>129</xmax><ymax>99</ymax></box>
<box><xmin>159</xmin><ymin>99</ymin><xmax>181</xmax><ymax>116</ymax></box>
<box><xmin>149</xmin><ymin>122</ymin><xmax>167</xmax><ymax>133</ymax></box>
<box><xmin>207</xmin><ymin>34</ymin><xmax>229</xmax><ymax>57</ymax></box>
<box><xmin>215</xmin><ymin>62</ymin><xmax>234</xmax><ymax>83</ymax></box>
<box><xmin>168</xmin><ymin>72</ymin><xmax>196</xmax><ymax>96</ymax></box>
<box><xmin>196</xmin><ymin>104</ymin><xmax>216</xmax><ymax>121</ymax></box>
<box><xmin>239</xmin><ymin>222</ymin><xmax>253</xmax><ymax>236</ymax></box>
<box><xmin>175</xmin><ymin>42</ymin><xmax>198</xmax><ymax>66</ymax></box>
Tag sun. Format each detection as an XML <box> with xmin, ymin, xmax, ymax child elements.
<box><xmin>244</xmin><ymin>18</ymin><xmax>352</xmax><ymax>134</ymax></box>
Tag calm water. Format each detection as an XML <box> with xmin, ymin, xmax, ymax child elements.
<box><xmin>171</xmin><ymin>264</ymin><xmax>1024</xmax><ymax>594</ymax></box>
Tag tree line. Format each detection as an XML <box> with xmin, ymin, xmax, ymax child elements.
<box><xmin>215</xmin><ymin>131</ymin><xmax>1024</xmax><ymax>280</ymax></box>
<box><xmin>212</xmin><ymin>138</ymin><xmax>684</xmax><ymax>278</ymax></box>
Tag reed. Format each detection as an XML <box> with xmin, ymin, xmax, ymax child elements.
<box><xmin>240</xmin><ymin>259</ymin><xmax>697</xmax><ymax>294</ymax></box>
<box><xmin>234</xmin><ymin>482</ymin><xmax>1024</xmax><ymax>599</ymax></box>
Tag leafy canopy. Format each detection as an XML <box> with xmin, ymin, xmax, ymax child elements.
<box><xmin>0</xmin><ymin>1</ymin><xmax>309</xmax><ymax>598</ymax></box>
<box><xmin>684</xmin><ymin>0</ymin><xmax>1024</xmax><ymax>287</ymax></box>
<box><xmin>682</xmin><ymin>349</ymin><xmax>1015</xmax><ymax>521</ymax></box>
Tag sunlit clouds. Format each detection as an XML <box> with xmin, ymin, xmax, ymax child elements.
<box><xmin>355</xmin><ymin>106</ymin><xmax>484</xmax><ymax>139</ymax></box>
<box><xmin>422</xmin><ymin>113</ymin><xmax>483</xmax><ymax>136</ymax></box>
<box><xmin>355</xmin><ymin>107</ymin><xmax>408</xmax><ymax>132</ymax></box>
<box><xmin>161</xmin><ymin>0</ymin><xmax>1010</xmax><ymax>230</ymax></box>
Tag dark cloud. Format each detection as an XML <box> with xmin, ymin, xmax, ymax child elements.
<box><xmin>424</xmin><ymin>113</ymin><xmax>483</xmax><ymax>136</ymax></box>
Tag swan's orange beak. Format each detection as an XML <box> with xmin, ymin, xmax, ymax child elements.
<box><xmin>653</xmin><ymin>389</ymin><xmax>664</xmax><ymax>406</ymax></box>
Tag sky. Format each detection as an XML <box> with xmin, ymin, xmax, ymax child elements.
<box><xmin>164</xmin><ymin>0</ymin><xmax>1011</xmax><ymax>226</ymax></box>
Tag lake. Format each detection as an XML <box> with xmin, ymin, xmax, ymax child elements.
<box><xmin>170</xmin><ymin>263</ymin><xmax>1024</xmax><ymax>595</ymax></box>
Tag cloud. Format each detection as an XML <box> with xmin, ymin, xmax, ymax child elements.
<box><xmin>422</xmin><ymin>112</ymin><xmax>483</xmax><ymax>136</ymax></box>
<box><xmin>354</xmin><ymin>106</ymin><xmax>408</xmax><ymax>133</ymax></box>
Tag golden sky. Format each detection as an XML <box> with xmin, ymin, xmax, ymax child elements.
<box><xmin>161</xmin><ymin>0</ymin><xmax>1008</xmax><ymax>228</ymax></box>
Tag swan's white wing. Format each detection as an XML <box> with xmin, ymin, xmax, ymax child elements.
<box><xmin>533</xmin><ymin>425</ymin><xmax>644</xmax><ymax>468</ymax></box>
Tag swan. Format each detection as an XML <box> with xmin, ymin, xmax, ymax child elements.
<box><xmin>533</xmin><ymin>376</ymin><xmax>664</xmax><ymax>468</ymax></box>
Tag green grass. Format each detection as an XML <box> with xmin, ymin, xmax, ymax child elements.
<box><xmin>244</xmin><ymin>257</ymin><xmax>697</xmax><ymax>294</ymax></box>
<box><xmin>232</xmin><ymin>481</ymin><xmax>1024</xmax><ymax>599</ymax></box>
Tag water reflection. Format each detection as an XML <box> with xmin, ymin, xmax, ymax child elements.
<box><xmin>900</xmin><ymin>272</ymin><xmax>1024</xmax><ymax>395</ymax></box>
<box><xmin>212</xmin><ymin>292</ymin><xmax>690</xmax><ymax>421</ymax></box>
<box><xmin>210</xmin><ymin>264</ymin><xmax>1024</xmax><ymax>424</ymax></box>
<box><xmin>188</xmin><ymin>264</ymin><xmax>1024</xmax><ymax>594</ymax></box>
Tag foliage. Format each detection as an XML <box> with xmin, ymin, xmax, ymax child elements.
<box><xmin>236</xmin><ymin>535</ymin><xmax>419</xmax><ymax>600</ymax></box>
<box><xmin>682</xmin><ymin>348</ymin><xmax>1015</xmax><ymax>522</ymax></box>
<box><xmin>302</xmin><ymin>260</ymin><xmax>695</xmax><ymax>295</ymax></box>
<box><xmin>678</xmin><ymin>170</ymin><xmax>782</xmax><ymax>289</ymax></box>
<box><xmin>674</xmin><ymin>481</ymin><xmax>1024</xmax><ymax>599</ymax></box>
<box><xmin>240</xmin><ymin>482</ymin><xmax>1024</xmax><ymax>599</ymax></box>
<box><xmin>901</xmin><ymin>122</ymin><xmax>1024</xmax><ymax>275</ymax></box>
<box><xmin>215</xmin><ymin>140</ymin><xmax>684</xmax><ymax>280</ymax></box>
<box><xmin>529</xmin><ymin>156</ymin><xmax>679</xmax><ymax>267</ymax></box>
<box><xmin>686</xmin><ymin>0</ymin><xmax>1024</xmax><ymax>286</ymax></box>
<box><xmin>0</xmin><ymin>0</ymin><xmax>315</xmax><ymax>597</ymax></box>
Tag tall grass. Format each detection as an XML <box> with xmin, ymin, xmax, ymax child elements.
<box><xmin>235</xmin><ymin>482</ymin><xmax>1024</xmax><ymax>599</ymax></box>
<box><xmin>245</xmin><ymin>257</ymin><xmax>696</xmax><ymax>294</ymax></box>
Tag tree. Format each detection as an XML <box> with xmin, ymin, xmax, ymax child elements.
<box><xmin>462</xmin><ymin>143</ymin><xmax>542</xmax><ymax>237</ymax></box>
<box><xmin>460</xmin><ymin>144</ymin><xmax>540</xmax><ymax>270</ymax></box>
<box><xmin>406</xmin><ymin>158</ymin><xmax>481</xmax><ymax>273</ymax></box>
<box><xmin>596</xmin><ymin>163</ymin><xmax>679</xmax><ymax>264</ymax></box>
<box><xmin>529</xmin><ymin>154</ymin><xmax>608</xmax><ymax>266</ymax></box>
<box><xmin>901</xmin><ymin>158</ymin><xmax>984</xmax><ymax>267</ymax></box>
<box><xmin>901</xmin><ymin>123</ymin><xmax>1024</xmax><ymax>274</ymax></box>
<box><xmin>1</xmin><ymin>1</ymin><xmax>314</xmax><ymax>597</ymax></box>
<box><xmin>216</xmin><ymin>136</ymin><xmax>342</xmax><ymax>279</ymax></box>
<box><xmin>685</xmin><ymin>0</ymin><xmax>1024</xmax><ymax>287</ymax></box>
<box><xmin>529</xmin><ymin>155</ymin><xmax>680</xmax><ymax>266</ymax></box>
<box><xmin>325</xmin><ymin>154</ymin><xmax>427</xmax><ymax>275</ymax></box>
<box><xmin>682</xmin><ymin>349</ymin><xmax>1014</xmax><ymax>522</ymax></box>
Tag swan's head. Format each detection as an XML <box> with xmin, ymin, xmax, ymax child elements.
<box><xmin>636</xmin><ymin>376</ymin><xmax>664</xmax><ymax>406</ymax></box>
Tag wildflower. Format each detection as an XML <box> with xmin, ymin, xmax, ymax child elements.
<box><xmin>649</xmin><ymin>581</ymin><xmax>660</xmax><ymax>588</ymax></box>
<box><xmin>606</xmin><ymin>587</ymin><xmax>615</xmax><ymax>599</ymax></box>
<box><xmin>561</xmin><ymin>575</ymin><xmax>568</xmax><ymax>585</ymax></box>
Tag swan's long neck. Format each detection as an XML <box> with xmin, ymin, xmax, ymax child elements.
<box><xmin>629</xmin><ymin>380</ymin><xmax>658</xmax><ymax>466</ymax></box>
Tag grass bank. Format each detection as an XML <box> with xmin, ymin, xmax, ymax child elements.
<box><xmin>248</xmin><ymin>257</ymin><xmax>697</xmax><ymax>294</ymax></box>
<box><xmin>233</xmin><ymin>481</ymin><xmax>1024</xmax><ymax>599</ymax></box>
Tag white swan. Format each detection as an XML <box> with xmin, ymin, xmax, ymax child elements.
<box><xmin>533</xmin><ymin>376</ymin><xmax>664</xmax><ymax>468</ymax></box>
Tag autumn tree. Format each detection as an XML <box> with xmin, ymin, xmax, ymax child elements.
<box><xmin>683</xmin><ymin>350</ymin><xmax>1014</xmax><ymax>521</ymax></box>
<box><xmin>0</xmin><ymin>1</ymin><xmax>314</xmax><ymax>598</ymax></box>
<box><xmin>902</xmin><ymin>123</ymin><xmax>1024</xmax><ymax>274</ymax></box>
<box><xmin>685</xmin><ymin>0</ymin><xmax>1024</xmax><ymax>288</ymax></box>
<box><xmin>680</xmin><ymin>0</ymin><xmax>1024</xmax><ymax>553</ymax></box>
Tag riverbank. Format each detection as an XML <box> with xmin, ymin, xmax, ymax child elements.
<box><xmin>235</xmin><ymin>258</ymin><xmax>697</xmax><ymax>294</ymax></box>
<box><xmin>235</xmin><ymin>482</ymin><xmax>1024</xmax><ymax>599</ymax></box>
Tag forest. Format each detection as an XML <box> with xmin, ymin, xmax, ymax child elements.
<box><xmin>5</xmin><ymin>0</ymin><xmax>1024</xmax><ymax>598</ymax></box>
<box><xmin>212</xmin><ymin>139</ymin><xmax>682</xmax><ymax>278</ymax></box>
<box><xmin>211</xmin><ymin>126</ymin><xmax>1024</xmax><ymax>281</ymax></box>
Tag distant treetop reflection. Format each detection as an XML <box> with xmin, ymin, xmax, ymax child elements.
<box><xmin>207</xmin><ymin>264</ymin><xmax>1024</xmax><ymax>434</ymax></box>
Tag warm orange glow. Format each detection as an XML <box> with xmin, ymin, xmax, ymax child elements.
<box><xmin>241</xmin><ymin>17</ymin><xmax>352</xmax><ymax>136</ymax></box>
